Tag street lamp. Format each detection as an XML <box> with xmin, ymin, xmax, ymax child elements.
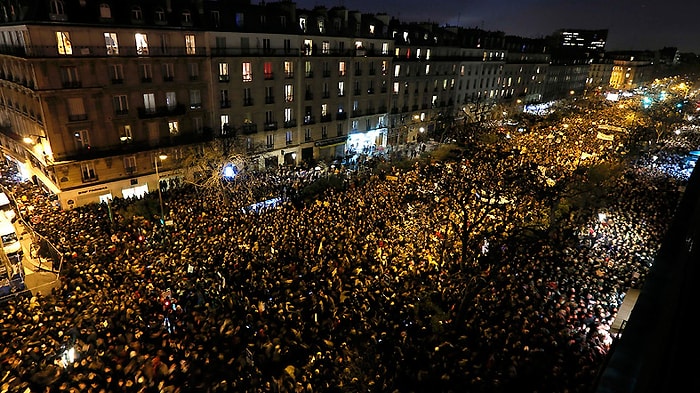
<box><xmin>154</xmin><ymin>153</ymin><xmax>168</xmax><ymax>223</ymax></box>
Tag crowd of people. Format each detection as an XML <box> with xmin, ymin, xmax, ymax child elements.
<box><xmin>0</xmin><ymin>93</ymin><xmax>698</xmax><ymax>392</ymax></box>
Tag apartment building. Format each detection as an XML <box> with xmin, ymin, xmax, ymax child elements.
<box><xmin>0</xmin><ymin>0</ymin><xmax>554</xmax><ymax>209</ymax></box>
<box><xmin>0</xmin><ymin>0</ymin><xmax>394</xmax><ymax>208</ymax></box>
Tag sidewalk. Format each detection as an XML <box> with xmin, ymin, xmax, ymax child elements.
<box><xmin>14</xmin><ymin>220</ymin><xmax>61</xmax><ymax>295</ymax></box>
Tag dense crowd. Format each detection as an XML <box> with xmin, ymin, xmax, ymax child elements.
<box><xmin>0</xmin><ymin>95</ymin><xmax>698</xmax><ymax>392</ymax></box>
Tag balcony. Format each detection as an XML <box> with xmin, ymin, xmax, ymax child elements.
<box><xmin>243</xmin><ymin>98</ymin><xmax>253</xmax><ymax>106</ymax></box>
<box><xmin>305</xmin><ymin>71</ymin><xmax>314</xmax><ymax>78</ymax></box>
<box><xmin>354</xmin><ymin>70</ymin><xmax>362</xmax><ymax>76</ymax></box>
<box><xmin>367</xmin><ymin>88</ymin><xmax>375</xmax><ymax>94</ymax></box>
<box><xmin>320</xmin><ymin>114</ymin><xmax>332</xmax><ymax>123</ymax></box>
<box><xmin>322</xmin><ymin>92</ymin><xmax>330</xmax><ymax>99</ymax></box>
<box><xmin>62</xmin><ymin>81</ymin><xmax>82</xmax><ymax>88</ymax></box>
<box><xmin>352</xmin><ymin>110</ymin><xmax>362</xmax><ymax>118</ymax></box>
<box><xmin>68</xmin><ymin>114</ymin><xmax>88</xmax><ymax>122</ymax></box>
<box><xmin>241</xmin><ymin>123</ymin><xmax>258</xmax><ymax>135</ymax></box>
<box><xmin>220</xmin><ymin>100</ymin><xmax>231</xmax><ymax>108</ymax></box>
<box><xmin>353</xmin><ymin>89</ymin><xmax>361</xmax><ymax>95</ymax></box>
<box><xmin>137</xmin><ymin>104</ymin><xmax>186</xmax><ymax>119</ymax></box>
<box><xmin>284</xmin><ymin>120</ymin><xmax>296</xmax><ymax>128</ymax></box>
<box><xmin>264</xmin><ymin>72</ymin><xmax>274</xmax><ymax>80</ymax></box>
<box><xmin>265</xmin><ymin>97</ymin><xmax>275</xmax><ymax>104</ymax></box>
<box><xmin>115</xmin><ymin>109</ymin><xmax>129</xmax><ymax>116</ymax></box>
<box><xmin>284</xmin><ymin>72</ymin><xmax>294</xmax><ymax>79</ymax></box>
<box><xmin>322</xmin><ymin>70</ymin><xmax>331</xmax><ymax>77</ymax></box>
<box><xmin>336</xmin><ymin>112</ymin><xmax>347</xmax><ymax>120</ymax></box>
<box><xmin>264</xmin><ymin>121</ymin><xmax>278</xmax><ymax>131</ymax></box>
<box><xmin>218</xmin><ymin>76</ymin><xmax>230</xmax><ymax>82</ymax></box>
<box><xmin>303</xmin><ymin>115</ymin><xmax>315</xmax><ymax>125</ymax></box>
<box><xmin>163</xmin><ymin>76</ymin><xmax>174</xmax><ymax>82</ymax></box>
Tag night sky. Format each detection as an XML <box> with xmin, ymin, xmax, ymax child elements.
<box><xmin>293</xmin><ymin>0</ymin><xmax>700</xmax><ymax>53</ymax></box>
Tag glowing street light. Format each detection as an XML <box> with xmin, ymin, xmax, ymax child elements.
<box><xmin>154</xmin><ymin>153</ymin><xmax>168</xmax><ymax>222</ymax></box>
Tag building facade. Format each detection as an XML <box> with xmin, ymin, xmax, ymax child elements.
<box><xmin>0</xmin><ymin>0</ymin><xmax>555</xmax><ymax>209</ymax></box>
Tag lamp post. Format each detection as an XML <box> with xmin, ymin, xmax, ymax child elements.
<box><xmin>154</xmin><ymin>153</ymin><xmax>168</xmax><ymax>223</ymax></box>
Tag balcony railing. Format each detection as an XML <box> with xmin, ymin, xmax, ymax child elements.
<box><xmin>336</xmin><ymin>112</ymin><xmax>347</xmax><ymax>120</ymax></box>
<box><xmin>265</xmin><ymin>97</ymin><xmax>275</xmax><ymax>104</ymax></box>
<box><xmin>241</xmin><ymin>123</ymin><xmax>258</xmax><ymax>135</ymax></box>
<box><xmin>264</xmin><ymin>72</ymin><xmax>274</xmax><ymax>80</ymax></box>
<box><xmin>0</xmin><ymin>44</ymin><xmax>208</xmax><ymax>58</ymax></box>
<box><xmin>303</xmin><ymin>115</ymin><xmax>315</xmax><ymax>125</ymax></box>
<box><xmin>68</xmin><ymin>114</ymin><xmax>88</xmax><ymax>121</ymax></box>
<box><xmin>320</xmin><ymin>114</ymin><xmax>332</xmax><ymax>122</ymax></box>
<box><xmin>264</xmin><ymin>121</ymin><xmax>278</xmax><ymax>131</ymax></box>
<box><xmin>62</xmin><ymin>81</ymin><xmax>82</xmax><ymax>88</ymax></box>
<box><xmin>284</xmin><ymin>120</ymin><xmax>296</xmax><ymax>128</ymax></box>
<box><xmin>243</xmin><ymin>98</ymin><xmax>253</xmax><ymax>106</ymax></box>
<box><xmin>137</xmin><ymin>104</ymin><xmax>186</xmax><ymax>119</ymax></box>
<box><xmin>220</xmin><ymin>100</ymin><xmax>231</xmax><ymax>108</ymax></box>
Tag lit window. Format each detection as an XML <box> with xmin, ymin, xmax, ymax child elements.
<box><xmin>284</xmin><ymin>107</ymin><xmax>293</xmax><ymax>122</ymax></box>
<box><xmin>303</xmin><ymin>39</ymin><xmax>313</xmax><ymax>55</ymax></box>
<box><xmin>393</xmin><ymin>82</ymin><xmax>399</xmax><ymax>94</ymax></box>
<box><xmin>426</xmin><ymin>49</ymin><xmax>431</xmax><ymax>60</ymax></box>
<box><xmin>321</xmin><ymin>103</ymin><xmax>328</xmax><ymax>116</ymax></box>
<box><xmin>339</xmin><ymin>62</ymin><xmax>346</xmax><ymax>76</ymax></box>
<box><xmin>416</xmin><ymin>48</ymin><xmax>421</xmax><ymax>59</ymax></box>
<box><xmin>322</xmin><ymin>41</ymin><xmax>330</xmax><ymax>54</ymax></box>
<box><xmin>185</xmin><ymin>34</ymin><xmax>196</xmax><ymax>55</ymax></box>
<box><xmin>168</xmin><ymin>121</ymin><xmax>179</xmax><ymax>135</ymax></box>
<box><xmin>338</xmin><ymin>81</ymin><xmax>344</xmax><ymax>96</ymax></box>
<box><xmin>318</xmin><ymin>19</ymin><xmax>325</xmax><ymax>33</ymax></box>
<box><xmin>285</xmin><ymin>84</ymin><xmax>294</xmax><ymax>102</ymax></box>
<box><xmin>182</xmin><ymin>10</ymin><xmax>191</xmax><ymax>24</ymax></box>
<box><xmin>220</xmin><ymin>115</ymin><xmax>229</xmax><ymax>133</ymax></box>
<box><xmin>165</xmin><ymin>92</ymin><xmax>177</xmax><ymax>110</ymax></box>
<box><xmin>284</xmin><ymin>61</ymin><xmax>293</xmax><ymax>78</ymax></box>
<box><xmin>299</xmin><ymin>17</ymin><xmax>307</xmax><ymax>32</ymax></box>
<box><xmin>120</xmin><ymin>125</ymin><xmax>132</xmax><ymax>143</ymax></box>
<box><xmin>242</xmin><ymin>62</ymin><xmax>252</xmax><ymax>82</ymax></box>
<box><xmin>425</xmin><ymin>64</ymin><xmax>430</xmax><ymax>75</ymax></box>
<box><xmin>219</xmin><ymin>63</ymin><xmax>229</xmax><ymax>81</ymax></box>
<box><xmin>381</xmin><ymin>42</ymin><xmax>388</xmax><ymax>55</ymax></box>
<box><xmin>369</xmin><ymin>25</ymin><xmax>375</xmax><ymax>35</ymax></box>
<box><xmin>393</xmin><ymin>64</ymin><xmax>400</xmax><ymax>77</ymax></box>
<box><xmin>143</xmin><ymin>93</ymin><xmax>156</xmax><ymax>113</ymax></box>
<box><xmin>56</xmin><ymin>32</ymin><xmax>72</xmax><ymax>55</ymax></box>
<box><xmin>135</xmin><ymin>33</ymin><xmax>148</xmax><ymax>55</ymax></box>
<box><xmin>104</xmin><ymin>32</ymin><xmax>118</xmax><ymax>55</ymax></box>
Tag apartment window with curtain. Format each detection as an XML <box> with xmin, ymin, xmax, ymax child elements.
<box><xmin>189</xmin><ymin>89</ymin><xmax>201</xmax><ymax>109</ymax></box>
<box><xmin>242</xmin><ymin>62</ymin><xmax>252</xmax><ymax>82</ymax></box>
<box><xmin>185</xmin><ymin>34</ymin><xmax>196</xmax><ymax>54</ymax></box>
<box><xmin>68</xmin><ymin>97</ymin><xmax>87</xmax><ymax>121</ymax></box>
<box><xmin>81</xmin><ymin>162</ymin><xmax>97</xmax><ymax>181</ymax></box>
<box><xmin>113</xmin><ymin>95</ymin><xmax>128</xmax><ymax>115</ymax></box>
<box><xmin>219</xmin><ymin>62</ymin><xmax>229</xmax><ymax>82</ymax></box>
<box><xmin>104</xmin><ymin>32</ymin><xmax>119</xmax><ymax>55</ymax></box>
<box><xmin>264</xmin><ymin>61</ymin><xmax>273</xmax><ymax>79</ymax></box>
<box><xmin>284</xmin><ymin>61</ymin><xmax>294</xmax><ymax>78</ymax></box>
